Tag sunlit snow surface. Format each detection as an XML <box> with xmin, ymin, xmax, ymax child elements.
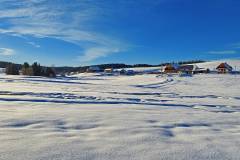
<box><xmin>0</xmin><ymin>73</ymin><xmax>240</xmax><ymax>160</ymax></box>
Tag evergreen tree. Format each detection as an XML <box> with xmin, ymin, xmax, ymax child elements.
<box><xmin>23</xmin><ymin>62</ymin><xmax>30</xmax><ymax>68</ymax></box>
<box><xmin>22</xmin><ymin>62</ymin><xmax>33</xmax><ymax>75</ymax></box>
<box><xmin>32</xmin><ymin>62</ymin><xmax>42</xmax><ymax>76</ymax></box>
<box><xmin>45</xmin><ymin>67</ymin><xmax>56</xmax><ymax>77</ymax></box>
<box><xmin>5</xmin><ymin>63</ymin><xmax>19</xmax><ymax>75</ymax></box>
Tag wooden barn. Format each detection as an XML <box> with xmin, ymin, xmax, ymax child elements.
<box><xmin>216</xmin><ymin>62</ymin><xmax>233</xmax><ymax>73</ymax></box>
<box><xmin>164</xmin><ymin>64</ymin><xmax>179</xmax><ymax>73</ymax></box>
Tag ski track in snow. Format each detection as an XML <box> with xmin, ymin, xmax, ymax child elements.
<box><xmin>0</xmin><ymin>73</ymin><xmax>240</xmax><ymax>160</ymax></box>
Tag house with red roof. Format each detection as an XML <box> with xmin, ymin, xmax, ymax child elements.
<box><xmin>216</xmin><ymin>62</ymin><xmax>233</xmax><ymax>73</ymax></box>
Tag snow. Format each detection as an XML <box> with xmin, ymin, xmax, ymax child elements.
<box><xmin>0</xmin><ymin>62</ymin><xmax>240</xmax><ymax>159</ymax></box>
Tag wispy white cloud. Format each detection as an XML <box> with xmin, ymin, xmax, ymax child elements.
<box><xmin>231</xmin><ymin>42</ymin><xmax>240</xmax><ymax>49</ymax></box>
<box><xmin>78</xmin><ymin>47</ymin><xmax>121</xmax><ymax>62</ymax></box>
<box><xmin>0</xmin><ymin>0</ymin><xmax>127</xmax><ymax>62</ymax></box>
<box><xmin>0</xmin><ymin>48</ymin><xmax>15</xmax><ymax>56</ymax></box>
<box><xmin>27</xmin><ymin>41</ymin><xmax>40</xmax><ymax>48</ymax></box>
<box><xmin>207</xmin><ymin>50</ymin><xmax>237</xmax><ymax>55</ymax></box>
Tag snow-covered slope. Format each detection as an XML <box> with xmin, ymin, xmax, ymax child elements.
<box><xmin>0</xmin><ymin>72</ymin><xmax>240</xmax><ymax>160</ymax></box>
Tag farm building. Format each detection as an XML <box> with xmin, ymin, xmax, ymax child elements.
<box><xmin>126</xmin><ymin>70</ymin><xmax>135</xmax><ymax>75</ymax></box>
<box><xmin>178</xmin><ymin>65</ymin><xmax>198</xmax><ymax>74</ymax></box>
<box><xmin>216</xmin><ymin>63</ymin><xmax>233</xmax><ymax>73</ymax></box>
<box><xmin>86</xmin><ymin>66</ymin><xmax>102</xmax><ymax>73</ymax></box>
<box><xmin>194</xmin><ymin>68</ymin><xmax>210</xmax><ymax>74</ymax></box>
<box><xmin>164</xmin><ymin>64</ymin><xmax>179</xmax><ymax>73</ymax></box>
<box><xmin>178</xmin><ymin>64</ymin><xmax>209</xmax><ymax>74</ymax></box>
<box><xmin>119</xmin><ymin>69</ymin><xmax>127</xmax><ymax>75</ymax></box>
<box><xmin>104</xmin><ymin>68</ymin><xmax>114</xmax><ymax>73</ymax></box>
<box><xmin>119</xmin><ymin>69</ymin><xmax>135</xmax><ymax>75</ymax></box>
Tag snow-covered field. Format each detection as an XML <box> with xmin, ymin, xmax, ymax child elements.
<box><xmin>0</xmin><ymin>72</ymin><xmax>240</xmax><ymax>160</ymax></box>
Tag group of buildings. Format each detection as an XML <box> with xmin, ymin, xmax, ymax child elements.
<box><xmin>86</xmin><ymin>62</ymin><xmax>235</xmax><ymax>75</ymax></box>
<box><xmin>163</xmin><ymin>62</ymin><xmax>234</xmax><ymax>74</ymax></box>
<box><xmin>86</xmin><ymin>66</ymin><xmax>135</xmax><ymax>75</ymax></box>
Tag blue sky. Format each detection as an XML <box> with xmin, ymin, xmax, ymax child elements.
<box><xmin>0</xmin><ymin>0</ymin><xmax>240</xmax><ymax>66</ymax></box>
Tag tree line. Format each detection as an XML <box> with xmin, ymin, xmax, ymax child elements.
<box><xmin>2</xmin><ymin>59</ymin><xmax>206</xmax><ymax>75</ymax></box>
<box><xmin>5</xmin><ymin>62</ymin><xmax>56</xmax><ymax>77</ymax></box>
